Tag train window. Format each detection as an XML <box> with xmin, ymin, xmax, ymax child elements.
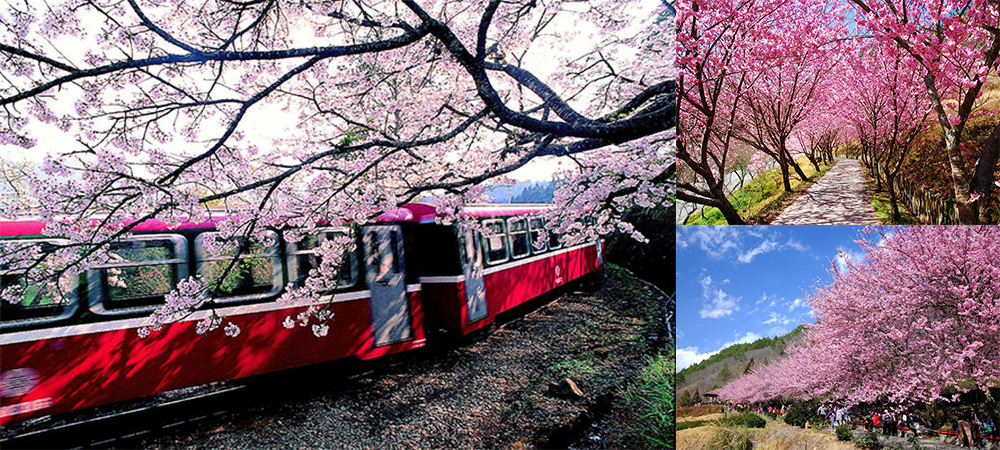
<box><xmin>195</xmin><ymin>231</ymin><xmax>282</xmax><ymax>303</ymax></box>
<box><xmin>286</xmin><ymin>228</ymin><xmax>358</xmax><ymax>291</ymax></box>
<box><xmin>507</xmin><ymin>218</ymin><xmax>530</xmax><ymax>259</ymax></box>
<box><xmin>548</xmin><ymin>227</ymin><xmax>563</xmax><ymax>250</ymax></box>
<box><xmin>481</xmin><ymin>219</ymin><xmax>509</xmax><ymax>264</ymax></box>
<box><xmin>528</xmin><ymin>218</ymin><xmax>548</xmax><ymax>254</ymax></box>
<box><xmin>87</xmin><ymin>235</ymin><xmax>188</xmax><ymax>314</ymax></box>
<box><xmin>1</xmin><ymin>240</ymin><xmax>79</xmax><ymax>329</ymax></box>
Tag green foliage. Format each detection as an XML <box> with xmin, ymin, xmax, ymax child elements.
<box><xmin>677</xmin><ymin>420</ymin><xmax>709</xmax><ymax>431</ymax></box>
<box><xmin>680</xmin><ymin>390</ymin><xmax>692</xmax><ymax>407</ymax></box>
<box><xmin>719</xmin><ymin>413</ymin><xmax>766</xmax><ymax>428</ymax></box>
<box><xmin>854</xmin><ymin>431</ymin><xmax>883</xmax><ymax>450</ymax></box>
<box><xmin>618</xmin><ymin>353</ymin><xmax>674</xmax><ymax>448</ymax></box>
<box><xmin>676</xmin><ymin>325</ymin><xmax>805</xmax><ymax>380</ymax></box>
<box><xmin>783</xmin><ymin>401</ymin><xmax>818</xmax><ymax>428</ymax></box>
<box><xmin>693</xmin><ymin>388</ymin><xmax>701</xmax><ymax>404</ymax></box>
<box><xmin>835</xmin><ymin>424</ymin><xmax>852</xmax><ymax>441</ymax></box>
<box><xmin>743</xmin><ymin>357</ymin><xmax>755</xmax><ymax>375</ymax></box>
<box><xmin>709</xmin><ymin>427</ymin><xmax>754</xmax><ymax>450</ymax></box>
<box><xmin>684</xmin><ymin>157</ymin><xmax>831</xmax><ymax>225</ymax></box>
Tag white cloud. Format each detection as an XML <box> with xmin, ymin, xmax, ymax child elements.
<box><xmin>677</xmin><ymin>346</ymin><xmax>715</xmax><ymax>370</ymax></box>
<box><xmin>677</xmin><ymin>332</ymin><xmax>766</xmax><ymax>370</ymax></box>
<box><xmin>728</xmin><ymin>331</ymin><xmax>763</xmax><ymax>347</ymax></box>
<box><xmin>763</xmin><ymin>312</ymin><xmax>792</xmax><ymax>325</ymax></box>
<box><xmin>787</xmin><ymin>297</ymin><xmax>808</xmax><ymax>312</ymax></box>
<box><xmin>737</xmin><ymin>239</ymin><xmax>778</xmax><ymax>263</ymax></box>
<box><xmin>677</xmin><ymin>227</ymin><xmax>741</xmax><ymax>260</ymax></box>
<box><xmin>785</xmin><ymin>238</ymin><xmax>809</xmax><ymax>252</ymax></box>
<box><xmin>699</xmin><ymin>274</ymin><xmax>741</xmax><ymax>319</ymax></box>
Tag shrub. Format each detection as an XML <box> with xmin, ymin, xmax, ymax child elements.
<box><xmin>835</xmin><ymin>424</ymin><xmax>852</xmax><ymax>441</ymax></box>
<box><xmin>855</xmin><ymin>431</ymin><xmax>883</xmax><ymax>450</ymax></box>
<box><xmin>720</xmin><ymin>413</ymin><xmax>767</xmax><ymax>428</ymax></box>
<box><xmin>677</xmin><ymin>420</ymin><xmax>709</xmax><ymax>431</ymax></box>
<box><xmin>783</xmin><ymin>402</ymin><xmax>817</xmax><ymax>428</ymax></box>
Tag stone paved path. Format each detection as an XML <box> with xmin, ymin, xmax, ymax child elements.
<box><xmin>771</xmin><ymin>158</ymin><xmax>879</xmax><ymax>225</ymax></box>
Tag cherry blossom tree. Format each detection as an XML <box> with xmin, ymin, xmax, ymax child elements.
<box><xmin>715</xmin><ymin>226</ymin><xmax>1000</xmax><ymax>425</ymax></box>
<box><xmin>843</xmin><ymin>45</ymin><xmax>931</xmax><ymax>221</ymax></box>
<box><xmin>676</xmin><ymin>0</ymin><xmax>844</xmax><ymax>223</ymax></box>
<box><xmin>846</xmin><ymin>0</ymin><xmax>1000</xmax><ymax>223</ymax></box>
<box><xmin>0</xmin><ymin>0</ymin><xmax>674</xmax><ymax>336</ymax></box>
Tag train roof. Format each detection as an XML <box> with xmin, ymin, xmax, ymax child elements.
<box><xmin>375</xmin><ymin>203</ymin><xmax>552</xmax><ymax>223</ymax></box>
<box><xmin>0</xmin><ymin>203</ymin><xmax>554</xmax><ymax>237</ymax></box>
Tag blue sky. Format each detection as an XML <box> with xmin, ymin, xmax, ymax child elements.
<box><xmin>675</xmin><ymin>225</ymin><xmax>871</xmax><ymax>370</ymax></box>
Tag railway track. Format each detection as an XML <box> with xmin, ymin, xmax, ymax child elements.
<box><xmin>1</xmin><ymin>384</ymin><xmax>245</xmax><ymax>449</ymax></box>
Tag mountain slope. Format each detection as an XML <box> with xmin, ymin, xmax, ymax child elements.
<box><xmin>677</xmin><ymin>326</ymin><xmax>805</xmax><ymax>402</ymax></box>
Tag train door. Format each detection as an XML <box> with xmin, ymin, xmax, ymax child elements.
<box><xmin>459</xmin><ymin>228</ymin><xmax>488</xmax><ymax>323</ymax></box>
<box><xmin>363</xmin><ymin>225</ymin><xmax>412</xmax><ymax>346</ymax></box>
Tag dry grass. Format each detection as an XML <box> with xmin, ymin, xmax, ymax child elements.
<box><xmin>678</xmin><ymin>413</ymin><xmax>726</xmax><ymax>423</ymax></box>
<box><xmin>678</xmin><ymin>416</ymin><xmax>859</xmax><ymax>450</ymax></box>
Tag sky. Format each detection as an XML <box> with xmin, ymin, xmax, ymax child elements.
<box><xmin>675</xmin><ymin>225</ymin><xmax>873</xmax><ymax>371</ymax></box>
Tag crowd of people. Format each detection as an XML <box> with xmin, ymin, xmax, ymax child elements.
<box><xmin>862</xmin><ymin>410</ymin><xmax>914</xmax><ymax>437</ymax></box>
<box><xmin>713</xmin><ymin>400</ymin><xmax>998</xmax><ymax>448</ymax></box>
<box><xmin>723</xmin><ymin>402</ymin><xmax>792</xmax><ymax>417</ymax></box>
<box><xmin>818</xmin><ymin>404</ymin><xmax>852</xmax><ymax>427</ymax></box>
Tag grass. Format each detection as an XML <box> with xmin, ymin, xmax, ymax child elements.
<box><xmin>499</xmin><ymin>264</ymin><xmax>669</xmax><ymax>446</ymax></box>
<box><xmin>862</xmin><ymin>171</ymin><xmax>921</xmax><ymax>225</ymax></box>
<box><xmin>616</xmin><ymin>352</ymin><xmax>675</xmax><ymax>448</ymax></box>
<box><xmin>684</xmin><ymin>156</ymin><xmax>834</xmax><ymax>224</ymax></box>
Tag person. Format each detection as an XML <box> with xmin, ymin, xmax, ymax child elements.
<box><xmin>958</xmin><ymin>417</ymin><xmax>974</xmax><ymax>447</ymax></box>
<box><xmin>972</xmin><ymin>413</ymin><xmax>984</xmax><ymax>449</ymax></box>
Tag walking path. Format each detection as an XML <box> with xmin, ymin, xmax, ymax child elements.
<box><xmin>771</xmin><ymin>158</ymin><xmax>879</xmax><ymax>225</ymax></box>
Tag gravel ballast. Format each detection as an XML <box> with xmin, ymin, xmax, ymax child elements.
<box><xmin>125</xmin><ymin>265</ymin><xmax>668</xmax><ymax>449</ymax></box>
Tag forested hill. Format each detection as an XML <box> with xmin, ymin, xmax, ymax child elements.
<box><xmin>676</xmin><ymin>325</ymin><xmax>805</xmax><ymax>404</ymax></box>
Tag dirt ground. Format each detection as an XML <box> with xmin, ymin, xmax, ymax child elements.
<box><xmin>121</xmin><ymin>266</ymin><xmax>668</xmax><ymax>449</ymax></box>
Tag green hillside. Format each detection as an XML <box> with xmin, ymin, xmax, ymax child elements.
<box><xmin>676</xmin><ymin>325</ymin><xmax>805</xmax><ymax>402</ymax></box>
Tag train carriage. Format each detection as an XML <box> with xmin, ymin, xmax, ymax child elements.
<box><xmin>0</xmin><ymin>204</ymin><xmax>603</xmax><ymax>426</ymax></box>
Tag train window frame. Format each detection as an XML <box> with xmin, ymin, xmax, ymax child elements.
<box><xmin>87</xmin><ymin>234</ymin><xmax>189</xmax><ymax>316</ymax></box>
<box><xmin>1</xmin><ymin>239</ymin><xmax>80</xmax><ymax>330</ymax></box>
<box><xmin>527</xmin><ymin>218</ymin><xmax>548</xmax><ymax>255</ymax></box>
<box><xmin>507</xmin><ymin>217</ymin><xmax>530</xmax><ymax>259</ymax></box>
<box><xmin>195</xmin><ymin>230</ymin><xmax>283</xmax><ymax>304</ymax></box>
<box><xmin>285</xmin><ymin>227</ymin><xmax>359</xmax><ymax>292</ymax></box>
<box><xmin>480</xmin><ymin>219</ymin><xmax>510</xmax><ymax>265</ymax></box>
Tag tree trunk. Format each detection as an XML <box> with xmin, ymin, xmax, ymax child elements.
<box><xmin>789</xmin><ymin>152</ymin><xmax>810</xmax><ymax>182</ymax></box>
<box><xmin>716</xmin><ymin>195</ymin><xmax>746</xmax><ymax>225</ymax></box>
<box><xmin>887</xmin><ymin>173</ymin><xmax>900</xmax><ymax>222</ymax></box>
<box><xmin>970</xmin><ymin>123</ymin><xmax>1000</xmax><ymax>223</ymax></box>
<box><xmin>807</xmin><ymin>154</ymin><xmax>820</xmax><ymax>172</ymax></box>
<box><xmin>778</xmin><ymin>150</ymin><xmax>793</xmax><ymax>192</ymax></box>
<box><xmin>942</xmin><ymin>130</ymin><xmax>977</xmax><ymax>224</ymax></box>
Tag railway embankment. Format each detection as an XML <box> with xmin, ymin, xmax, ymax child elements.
<box><xmin>121</xmin><ymin>264</ymin><xmax>669</xmax><ymax>449</ymax></box>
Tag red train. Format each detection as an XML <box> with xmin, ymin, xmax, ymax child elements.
<box><xmin>0</xmin><ymin>203</ymin><xmax>604</xmax><ymax>425</ymax></box>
